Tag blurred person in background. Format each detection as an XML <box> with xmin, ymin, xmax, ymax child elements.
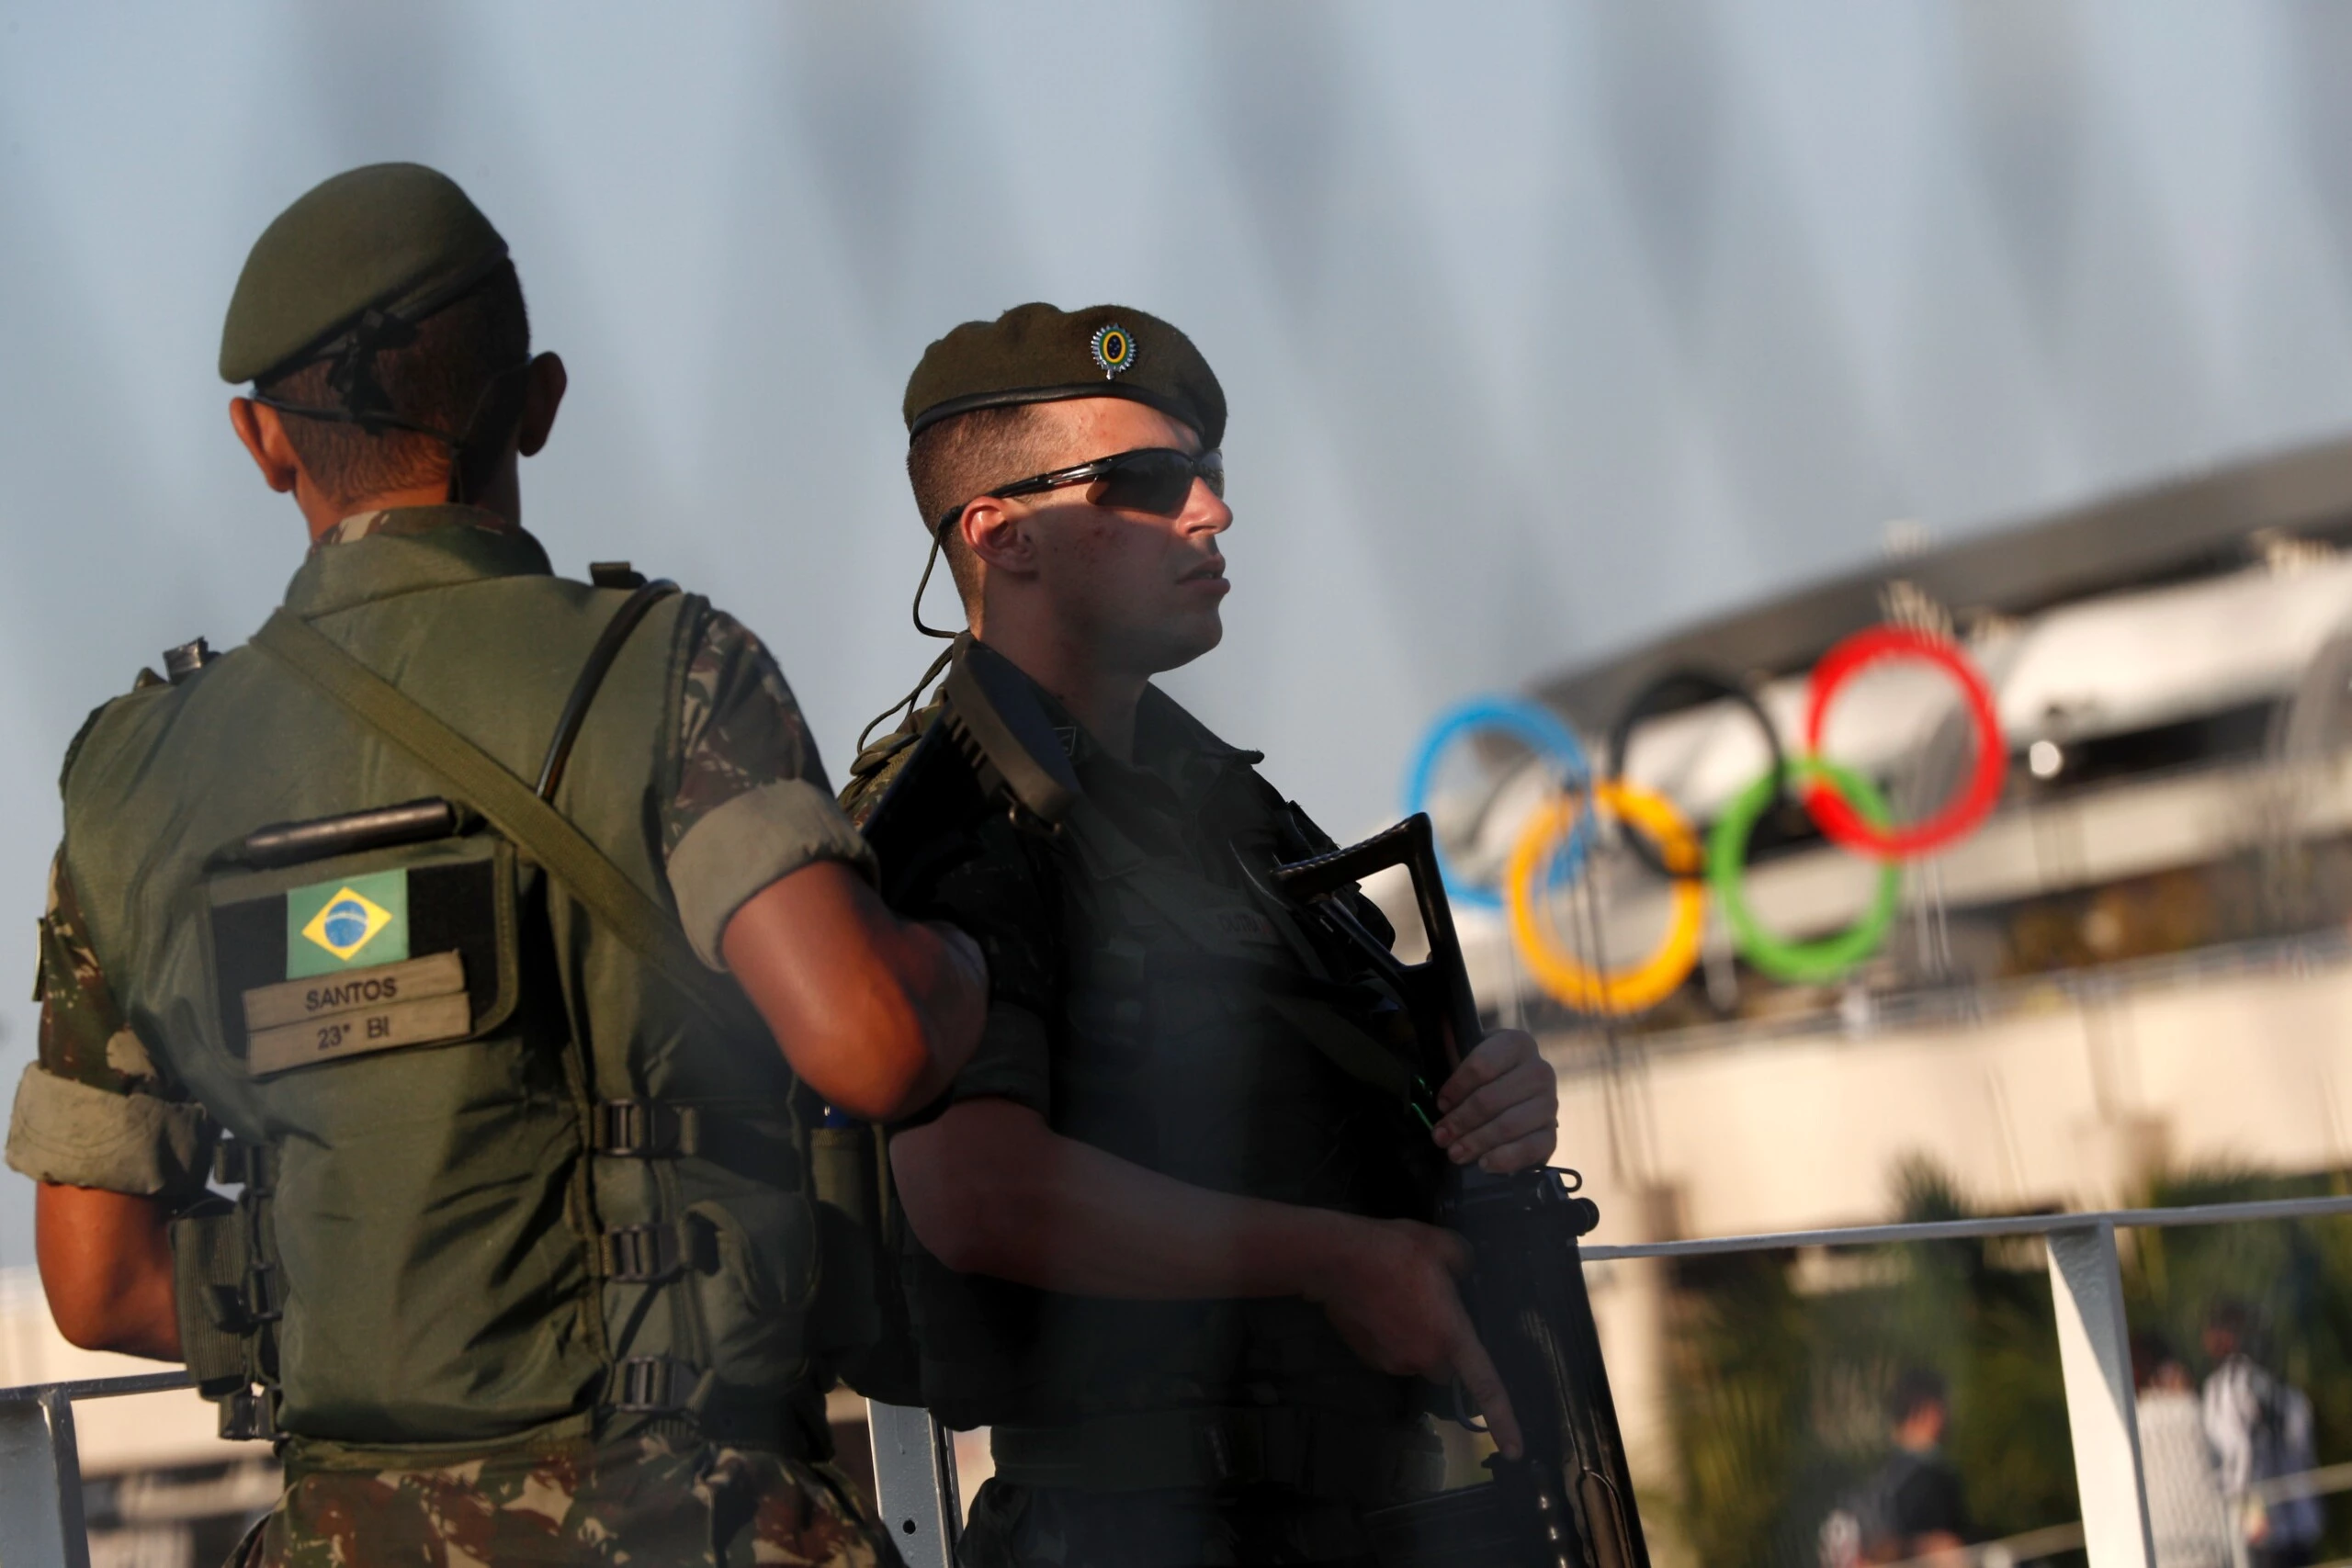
<box><xmin>844</xmin><ymin>303</ymin><xmax>1561</xmax><ymax>1568</ymax></box>
<box><xmin>2134</xmin><ymin>1330</ymin><xmax>2233</xmax><ymax>1568</ymax></box>
<box><xmin>1823</xmin><ymin>1368</ymin><xmax>1972</xmax><ymax>1567</ymax></box>
<box><xmin>2204</xmin><ymin>1301</ymin><xmax>2324</xmax><ymax>1567</ymax></box>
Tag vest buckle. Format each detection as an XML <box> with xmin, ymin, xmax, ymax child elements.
<box><xmin>243</xmin><ymin>1260</ymin><xmax>283</xmax><ymax>1325</ymax></box>
<box><xmin>600</xmin><ymin>1217</ymin><xmax>718</xmax><ymax>1283</ymax></box>
<box><xmin>200</xmin><ymin>1260</ymin><xmax>282</xmax><ymax>1334</ymax></box>
<box><xmin>216</xmin><ymin>1385</ymin><xmax>277</xmax><ymax>1442</ymax></box>
<box><xmin>592</xmin><ymin>1100</ymin><xmax>701</xmax><ymax>1158</ymax></box>
<box><xmin>609</xmin><ymin>1355</ymin><xmax>714</xmax><ymax>1416</ymax></box>
<box><xmin>210</xmin><ymin>1137</ymin><xmax>271</xmax><ymax>1193</ymax></box>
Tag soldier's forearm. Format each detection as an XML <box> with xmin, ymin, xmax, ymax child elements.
<box><xmin>34</xmin><ymin>1182</ymin><xmax>180</xmax><ymax>1361</ymax></box>
<box><xmin>902</xmin><ymin>919</ymin><xmax>989</xmax><ymax>1100</ymax></box>
<box><xmin>722</xmin><ymin>861</ymin><xmax>989</xmax><ymax>1121</ymax></box>
<box><xmin>889</xmin><ymin>1096</ymin><xmax>1365</xmax><ymax>1301</ymax></box>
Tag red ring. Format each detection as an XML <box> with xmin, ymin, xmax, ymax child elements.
<box><xmin>1801</xmin><ymin>625</ymin><xmax>2005</xmax><ymax>860</ymax></box>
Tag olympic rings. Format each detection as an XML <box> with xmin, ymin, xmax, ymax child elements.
<box><xmin>1403</xmin><ymin>696</ymin><xmax>1592</xmax><ymax>909</ymax></box>
<box><xmin>1801</xmin><ymin>626</ymin><xmax>2005</xmax><ymax>861</ymax></box>
<box><xmin>1506</xmin><ymin>780</ymin><xmax>1705</xmax><ymax>1014</ymax></box>
<box><xmin>1603</xmin><ymin>664</ymin><xmax>1792</xmax><ymax>881</ymax></box>
<box><xmin>1709</xmin><ymin>758</ymin><xmax>1901</xmax><ymax>984</ymax></box>
<box><xmin>1404</xmin><ymin>622</ymin><xmax>2005</xmax><ymax>1005</ymax></box>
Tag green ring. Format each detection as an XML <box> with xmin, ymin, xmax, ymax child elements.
<box><xmin>1708</xmin><ymin>757</ymin><xmax>1901</xmax><ymax>983</ymax></box>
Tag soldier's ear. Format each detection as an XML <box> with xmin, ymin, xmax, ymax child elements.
<box><xmin>229</xmin><ymin>397</ymin><xmax>301</xmax><ymax>495</ymax></box>
<box><xmin>960</xmin><ymin>498</ymin><xmax>1038</xmax><ymax>579</ymax></box>
<box><xmin>516</xmin><ymin>353</ymin><xmax>566</xmax><ymax>458</ymax></box>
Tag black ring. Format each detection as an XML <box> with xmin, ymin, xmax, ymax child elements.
<box><xmin>1603</xmin><ymin>665</ymin><xmax>1792</xmax><ymax>879</ymax></box>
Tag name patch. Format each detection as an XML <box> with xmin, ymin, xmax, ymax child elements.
<box><xmin>242</xmin><ymin>951</ymin><xmax>469</xmax><ymax>1076</ymax></box>
<box><xmin>242</xmin><ymin>951</ymin><xmax>466</xmax><ymax>1032</ymax></box>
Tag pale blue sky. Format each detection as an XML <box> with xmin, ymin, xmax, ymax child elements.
<box><xmin>4</xmin><ymin>1</ymin><xmax>2352</xmax><ymax>1261</ymax></box>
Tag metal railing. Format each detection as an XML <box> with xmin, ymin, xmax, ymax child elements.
<box><xmin>0</xmin><ymin>1370</ymin><xmax>188</xmax><ymax>1568</ymax></box>
<box><xmin>1881</xmin><ymin>1460</ymin><xmax>2352</xmax><ymax>1568</ymax></box>
<box><xmin>8</xmin><ymin>1193</ymin><xmax>2351</xmax><ymax>1568</ymax></box>
<box><xmin>865</xmin><ymin>1192</ymin><xmax>2352</xmax><ymax>1568</ymax></box>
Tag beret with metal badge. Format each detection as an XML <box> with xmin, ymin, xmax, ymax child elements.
<box><xmin>902</xmin><ymin>302</ymin><xmax>1226</xmax><ymax>449</ymax></box>
<box><xmin>219</xmin><ymin>162</ymin><xmax>510</xmax><ymax>387</ymax></box>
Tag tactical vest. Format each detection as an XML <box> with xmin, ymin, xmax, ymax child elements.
<box><xmin>60</xmin><ymin>519</ymin><xmax>828</xmax><ymax>1453</ymax></box>
<box><xmin>890</xmin><ymin>702</ymin><xmax>1446</xmax><ymax>1446</ymax></box>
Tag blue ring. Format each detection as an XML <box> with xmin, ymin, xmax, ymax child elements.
<box><xmin>1402</xmin><ymin>696</ymin><xmax>1593</xmax><ymax>908</ymax></box>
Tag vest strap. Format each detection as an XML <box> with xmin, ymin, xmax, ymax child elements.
<box><xmin>608</xmin><ymin>1354</ymin><xmax>717</xmax><ymax>1416</ymax></box>
<box><xmin>249</xmin><ymin>609</ymin><xmax>740</xmax><ymax>1030</ymax></box>
<box><xmin>590</xmin><ymin>1098</ymin><xmax>699</xmax><ymax>1157</ymax></box>
<box><xmin>601</xmin><ymin>1359</ymin><xmax>820</xmax><ymax>1456</ymax></box>
<box><xmin>989</xmin><ymin>1408</ymin><xmax>1442</xmax><ymax>1506</ymax></box>
<box><xmin>216</xmin><ymin>1386</ymin><xmax>278</xmax><ymax>1443</ymax></box>
<box><xmin>210</xmin><ymin>1136</ymin><xmax>273</xmax><ymax>1192</ymax></box>
<box><xmin>170</xmin><ymin>1199</ymin><xmax>255</xmax><ymax>1388</ymax></box>
<box><xmin>535</xmin><ymin>579</ymin><xmax>681</xmax><ymax>800</ymax></box>
<box><xmin>599</xmin><ymin>1216</ymin><xmax>719</xmax><ymax>1283</ymax></box>
<box><xmin>586</xmin><ymin>1097</ymin><xmax>802</xmax><ymax>1188</ymax></box>
<box><xmin>241</xmin><ymin>1258</ymin><xmax>284</xmax><ymax>1325</ymax></box>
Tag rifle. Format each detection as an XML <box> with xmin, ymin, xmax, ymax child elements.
<box><xmin>856</xmin><ymin>645</ymin><xmax>1646</xmax><ymax>1564</ymax></box>
<box><xmin>1269</xmin><ymin>816</ymin><xmax>1648</xmax><ymax>1568</ymax></box>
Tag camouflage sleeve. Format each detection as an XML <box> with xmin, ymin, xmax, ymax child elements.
<box><xmin>4</xmin><ymin>850</ymin><xmax>213</xmax><ymax>1198</ymax></box>
<box><xmin>32</xmin><ymin>849</ymin><xmax>128</xmax><ymax>1090</ymax></box>
<box><xmin>662</xmin><ymin>608</ymin><xmax>877</xmax><ymax>968</ymax></box>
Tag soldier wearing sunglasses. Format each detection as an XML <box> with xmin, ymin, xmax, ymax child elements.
<box><xmin>842</xmin><ymin>304</ymin><xmax>1560</xmax><ymax>1568</ymax></box>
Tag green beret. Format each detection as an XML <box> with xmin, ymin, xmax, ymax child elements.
<box><xmin>903</xmin><ymin>302</ymin><xmax>1226</xmax><ymax>448</ymax></box>
<box><xmin>219</xmin><ymin>163</ymin><xmax>509</xmax><ymax>385</ymax></box>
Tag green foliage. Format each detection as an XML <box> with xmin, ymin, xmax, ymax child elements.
<box><xmin>1664</xmin><ymin>1157</ymin><xmax>2079</xmax><ymax>1566</ymax></box>
<box><xmin>1660</xmin><ymin>1156</ymin><xmax>2352</xmax><ymax>1565</ymax></box>
<box><xmin>1668</xmin><ymin>1254</ymin><xmax>1815</xmax><ymax>1563</ymax></box>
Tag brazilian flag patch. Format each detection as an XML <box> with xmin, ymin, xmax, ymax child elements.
<box><xmin>287</xmin><ymin>870</ymin><xmax>410</xmax><ymax>978</ymax></box>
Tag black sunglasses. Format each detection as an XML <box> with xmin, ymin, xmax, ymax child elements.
<box><xmin>936</xmin><ymin>446</ymin><xmax>1225</xmax><ymax>536</ymax></box>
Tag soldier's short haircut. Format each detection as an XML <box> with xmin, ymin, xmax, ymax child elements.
<box><xmin>905</xmin><ymin>403</ymin><xmax>1058</xmax><ymax>609</ymax></box>
<box><xmin>257</xmin><ymin>263</ymin><xmax>530</xmax><ymax>507</ymax></box>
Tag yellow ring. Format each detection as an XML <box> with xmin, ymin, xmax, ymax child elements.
<box><xmin>1505</xmin><ymin>780</ymin><xmax>1705</xmax><ymax>1014</ymax></box>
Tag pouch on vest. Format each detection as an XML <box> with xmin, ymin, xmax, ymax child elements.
<box><xmin>167</xmin><ymin>1135</ymin><xmax>288</xmax><ymax>1440</ymax></box>
<box><xmin>203</xmin><ymin>816</ymin><xmax>520</xmax><ymax>1079</ymax></box>
<box><xmin>173</xmin><ymin>805</ymin><xmax>521</xmax><ymax>1435</ymax></box>
<box><xmin>809</xmin><ymin>1118</ymin><xmax>922</xmax><ymax>1404</ymax></box>
<box><xmin>168</xmin><ymin>1194</ymin><xmax>254</xmax><ymax>1393</ymax></box>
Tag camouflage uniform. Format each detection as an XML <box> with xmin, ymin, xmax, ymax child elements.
<box><xmin>12</xmin><ymin>511</ymin><xmax>896</xmax><ymax>1568</ymax></box>
<box><xmin>246</xmin><ymin>1436</ymin><xmax>884</xmax><ymax>1568</ymax></box>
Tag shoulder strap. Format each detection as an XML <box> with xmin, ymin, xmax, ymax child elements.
<box><xmin>250</xmin><ymin>607</ymin><xmax>737</xmax><ymax>1027</ymax></box>
<box><xmin>536</xmin><ymin>579</ymin><xmax>679</xmax><ymax>800</ymax></box>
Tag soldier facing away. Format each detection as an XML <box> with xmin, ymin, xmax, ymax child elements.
<box><xmin>6</xmin><ymin>164</ymin><xmax>988</xmax><ymax>1565</ymax></box>
<box><xmin>842</xmin><ymin>304</ymin><xmax>1562</xmax><ymax>1568</ymax></box>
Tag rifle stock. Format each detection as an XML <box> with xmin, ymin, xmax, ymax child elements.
<box><xmin>1271</xmin><ymin>815</ymin><xmax>1649</xmax><ymax>1568</ymax></box>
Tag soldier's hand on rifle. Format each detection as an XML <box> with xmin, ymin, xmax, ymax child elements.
<box><xmin>1306</xmin><ymin>1216</ymin><xmax>1525</xmax><ymax>1459</ymax></box>
<box><xmin>1430</xmin><ymin>1027</ymin><xmax>1557</xmax><ymax>1173</ymax></box>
